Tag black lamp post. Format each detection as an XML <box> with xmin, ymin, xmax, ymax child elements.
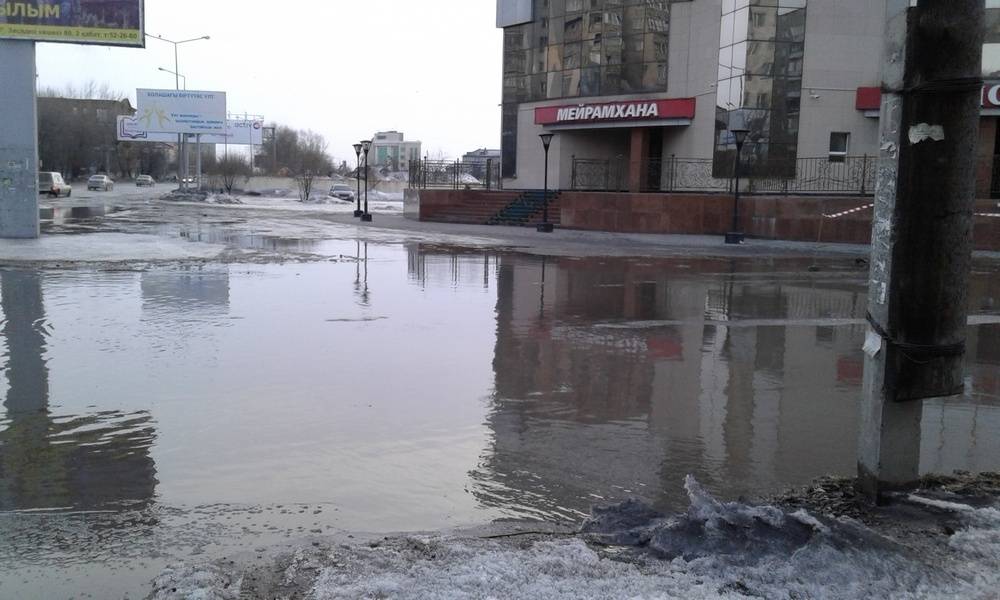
<box><xmin>360</xmin><ymin>140</ymin><xmax>373</xmax><ymax>222</ymax></box>
<box><xmin>353</xmin><ymin>143</ymin><xmax>363</xmax><ymax>218</ymax></box>
<box><xmin>537</xmin><ymin>132</ymin><xmax>555</xmax><ymax>233</ymax></box>
<box><xmin>725</xmin><ymin>128</ymin><xmax>749</xmax><ymax>245</ymax></box>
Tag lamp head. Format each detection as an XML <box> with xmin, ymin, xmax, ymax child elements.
<box><xmin>353</xmin><ymin>143</ymin><xmax>363</xmax><ymax>156</ymax></box>
<box><xmin>730</xmin><ymin>128</ymin><xmax>750</xmax><ymax>149</ymax></box>
<box><xmin>361</xmin><ymin>140</ymin><xmax>372</xmax><ymax>154</ymax></box>
<box><xmin>539</xmin><ymin>132</ymin><xmax>554</xmax><ymax>150</ymax></box>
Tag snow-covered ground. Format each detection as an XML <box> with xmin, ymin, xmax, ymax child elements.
<box><xmin>148</xmin><ymin>475</ymin><xmax>1000</xmax><ymax>600</ymax></box>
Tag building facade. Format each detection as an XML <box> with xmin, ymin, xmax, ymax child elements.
<box><xmin>498</xmin><ymin>0</ymin><xmax>1000</xmax><ymax>195</ymax></box>
<box><xmin>369</xmin><ymin>131</ymin><xmax>422</xmax><ymax>173</ymax></box>
<box><xmin>462</xmin><ymin>148</ymin><xmax>502</xmax><ymax>179</ymax></box>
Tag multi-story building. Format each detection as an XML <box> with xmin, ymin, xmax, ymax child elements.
<box><xmin>37</xmin><ymin>97</ymin><xmax>137</xmax><ymax>178</ymax></box>
<box><xmin>462</xmin><ymin>148</ymin><xmax>502</xmax><ymax>179</ymax></box>
<box><xmin>497</xmin><ymin>0</ymin><xmax>1000</xmax><ymax>195</ymax></box>
<box><xmin>369</xmin><ymin>131</ymin><xmax>422</xmax><ymax>173</ymax></box>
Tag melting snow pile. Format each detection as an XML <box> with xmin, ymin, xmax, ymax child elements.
<box><xmin>148</xmin><ymin>476</ymin><xmax>1000</xmax><ymax>599</ymax></box>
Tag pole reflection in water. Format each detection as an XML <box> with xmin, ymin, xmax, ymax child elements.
<box><xmin>0</xmin><ymin>270</ymin><xmax>158</xmax><ymax>512</ymax></box>
<box><xmin>355</xmin><ymin>241</ymin><xmax>370</xmax><ymax>305</ymax></box>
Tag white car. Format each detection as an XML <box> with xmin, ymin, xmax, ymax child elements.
<box><xmin>330</xmin><ymin>184</ymin><xmax>356</xmax><ymax>202</ymax></box>
<box><xmin>87</xmin><ymin>174</ymin><xmax>114</xmax><ymax>191</ymax></box>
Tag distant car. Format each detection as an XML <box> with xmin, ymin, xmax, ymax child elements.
<box><xmin>38</xmin><ymin>172</ymin><xmax>71</xmax><ymax>197</ymax></box>
<box><xmin>330</xmin><ymin>184</ymin><xmax>356</xmax><ymax>202</ymax></box>
<box><xmin>87</xmin><ymin>175</ymin><xmax>114</xmax><ymax>191</ymax></box>
<box><xmin>136</xmin><ymin>175</ymin><xmax>155</xmax><ymax>187</ymax></box>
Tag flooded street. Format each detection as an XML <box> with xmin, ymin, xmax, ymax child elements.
<box><xmin>1</xmin><ymin>221</ymin><xmax>999</xmax><ymax>597</ymax></box>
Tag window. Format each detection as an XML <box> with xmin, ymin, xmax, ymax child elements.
<box><xmin>829</xmin><ymin>132</ymin><xmax>850</xmax><ymax>162</ymax></box>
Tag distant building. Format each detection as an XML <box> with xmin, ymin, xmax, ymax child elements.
<box><xmin>461</xmin><ymin>148</ymin><xmax>502</xmax><ymax>179</ymax></box>
<box><xmin>37</xmin><ymin>97</ymin><xmax>135</xmax><ymax>178</ymax></box>
<box><xmin>369</xmin><ymin>131</ymin><xmax>422</xmax><ymax>173</ymax></box>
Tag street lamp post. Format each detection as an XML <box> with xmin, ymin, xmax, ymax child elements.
<box><xmin>146</xmin><ymin>33</ymin><xmax>210</xmax><ymax>190</ymax></box>
<box><xmin>360</xmin><ymin>140</ymin><xmax>373</xmax><ymax>222</ymax></box>
<box><xmin>157</xmin><ymin>67</ymin><xmax>186</xmax><ymax>90</ymax></box>
<box><xmin>537</xmin><ymin>132</ymin><xmax>555</xmax><ymax>233</ymax></box>
<box><xmin>725</xmin><ymin>128</ymin><xmax>749</xmax><ymax>245</ymax></box>
<box><xmin>353</xmin><ymin>143</ymin><xmax>364</xmax><ymax>218</ymax></box>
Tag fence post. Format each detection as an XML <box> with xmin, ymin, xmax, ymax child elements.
<box><xmin>486</xmin><ymin>158</ymin><xmax>492</xmax><ymax>191</ymax></box>
<box><xmin>571</xmin><ymin>155</ymin><xmax>577</xmax><ymax>190</ymax></box>
<box><xmin>860</xmin><ymin>154</ymin><xmax>869</xmax><ymax>195</ymax></box>
<box><xmin>669</xmin><ymin>154</ymin><xmax>676</xmax><ymax>193</ymax></box>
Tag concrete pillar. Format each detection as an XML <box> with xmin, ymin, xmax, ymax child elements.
<box><xmin>975</xmin><ymin>118</ymin><xmax>996</xmax><ymax>199</ymax></box>
<box><xmin>627</xmin><ymin>128</ymin><xmax>650</xmax><ymax>193</ymax></box>
<box><xmin>0</xmin><ymin>40</ymin><xmax>40</xmax><ymax>239</ymax></box>
<box><xmin>859</xmin><ymin>0</ymin><xmax>984</xmax><ymax>500</ymax></box>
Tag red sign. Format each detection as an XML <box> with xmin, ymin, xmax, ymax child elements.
<box><xmin>856</xmin><ymin>84</ymin><xmax>1000</xmax><ymax>110</ymax></box>
<box><xmin>535</xmin><ymin>98</ymin><xmax>696</xmax><ymax>126</ymax></box>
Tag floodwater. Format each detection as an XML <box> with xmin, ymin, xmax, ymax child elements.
<box><xmin>1</xmin><ymin>240</ymin><xmax>999</xmax><ymax>597</ymax></box>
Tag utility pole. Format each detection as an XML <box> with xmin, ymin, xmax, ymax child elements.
<box><xmin>858</xmin><ymin>0</ymin><xmax>984</xmax><ymax>500</ymax></box>
<box><xmin>0</xmin><ymin>40</ymin><xmax>40</xmax><ymax>239</ymax></box>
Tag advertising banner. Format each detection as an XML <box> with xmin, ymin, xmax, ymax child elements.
<box><xmin>135</xmin><ymin>89</ymin><xmax>227</xmax><ymax>135</ymax></box>
<box><xmin>118</xmin><ymin>116</ymin><xmax>263</xmax><ymax>145</ymax></box>
<box><xmin>0</xmin><ymin>0</ymin><xmax>144</xmax><ymax>47</ymax></box>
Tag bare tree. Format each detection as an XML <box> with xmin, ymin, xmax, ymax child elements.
<box><xmin>211</xmin><ymin>154</ymin><xmax>253</xmax><ymax>194</ymax></box>
<box><xmin>292</xmin><ymin>130</ymin><xmax>333</xmax><ymax>201</ymax></box>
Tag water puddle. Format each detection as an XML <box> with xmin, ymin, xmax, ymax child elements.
<box><xmin>0</xmin><ymin>244</ymin><xmax>998</xmax><ymax>596</ymax></box>
<box><xmin>39</xmin><ymin>205</ymin><xmax>125</xmax><ymax>225</ymax></box>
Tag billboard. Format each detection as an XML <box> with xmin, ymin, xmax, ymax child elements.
<box><xmin>118</xmin><ymin>116</ymin><xmax>263</xmax><ymax>145</ymax></box>
<box><xmin>135</xmin><ymin>89</ymin><xmax>227</xmax><ymax>135</ymax></box>
<box><xmin>0</xmin><ymin>0</ymin><xmax>144</xmax><ymax>47</ymax></box>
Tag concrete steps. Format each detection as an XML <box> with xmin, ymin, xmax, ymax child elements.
<box><xmin>488</xmin><ymin>190</ymin><xmax>561</xmax><ymax>227</ymax></box>
<box><xmin>422</xmin><ymin>190</ymin><xmax>562</xmax><ymax>227</ymax></box>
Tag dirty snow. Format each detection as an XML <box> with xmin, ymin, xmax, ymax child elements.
<box><xmin>0</xmin><ymin>232</ymin><xmax>224</xmax><ymax>264</ymax></box>
<box><xmin>147</xmin><ymin>477</ymin><xmax>1000</xmax><ymax>600</ymax></box>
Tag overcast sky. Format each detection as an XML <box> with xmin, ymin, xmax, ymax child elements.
<box><xmin>35</xmin><ymin>0</ymin><xmax>503</xmax><ymax>165</ymax></box>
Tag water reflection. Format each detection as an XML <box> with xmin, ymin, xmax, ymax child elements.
<box><xmin>0</xmin><ymin>270</ymin><xmax>157</xmax><ymax>512</ymax></box>
<box><xmin>177</xmin><ymin>226</ymin><xmax>321</xmax><ymax>252</ymax></box>
<box><xmin>39</xmin><ymin>205</ymin><xmax>122</xmax><ymax>225</ymax></box>
<box><xmin>467</xmin><ymin>253</ymin><xmax>1000</xmax><ymax>517</ymax></box>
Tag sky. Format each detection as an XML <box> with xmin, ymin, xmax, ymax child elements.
<box><xmin>35</xmin><ymin>0</ymin><xmax>504</xmax><ymax>165</ymax></box>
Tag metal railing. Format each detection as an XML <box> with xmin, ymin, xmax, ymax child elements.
<box><xmin>571</xmin><ymin>155</ymin><xmax>877</xmax><ymax>196</ymax></box>
<box><xmin>409</xmin><ymin>159</ymin><xmax>502</xmax><ymax>191</ymax></box>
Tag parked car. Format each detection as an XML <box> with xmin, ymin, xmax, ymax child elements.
<box><xmin>330</xmin><ymin>184</ymin><xmax>356</xmax><ymax>202</ymax></box>
<box><xmin>87</xmin><ymin>175</ymin><xmax>114</xmax><ymax>191</ymax></box>
<box><xmin>38</xmin><ymin>172</ymin><xmax>71</xmax><ymax>197</ymax></box>
<box><xmin>136</xmin><ymin>175</ymin><xmax>155</xmax><ymax>187</ymax></box>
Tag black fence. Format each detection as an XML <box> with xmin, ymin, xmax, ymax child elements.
<box><xmin>571</xmin><ymin>155</ymin><xmax>878</xmax><ymax>196</ymax></box>
<box><xmin>409</xmin><ymin>160</ymin><xmax>502</xmax><ymax>191</ymax></box>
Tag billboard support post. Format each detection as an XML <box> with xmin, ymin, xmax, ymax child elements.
<box><xmin>196</xmin><ymin>134</ymin><xmax>203</xmax><ymax>191</ymax></box>
<box><xmin>0</xmin><ymin>40</ymin><xmax>40</xmax><ymax>239</ymax></box>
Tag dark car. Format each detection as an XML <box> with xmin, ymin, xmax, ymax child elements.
<box><xmin>136</xmin><ymin>175</ymin><xmax>155</xmax><ymax>187</ymax></box>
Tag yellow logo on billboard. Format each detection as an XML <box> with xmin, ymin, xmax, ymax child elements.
<box><xmin>138</xmin><ymin>106</ymin><xmax>171</xmax><ymax>129</ymax></box>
